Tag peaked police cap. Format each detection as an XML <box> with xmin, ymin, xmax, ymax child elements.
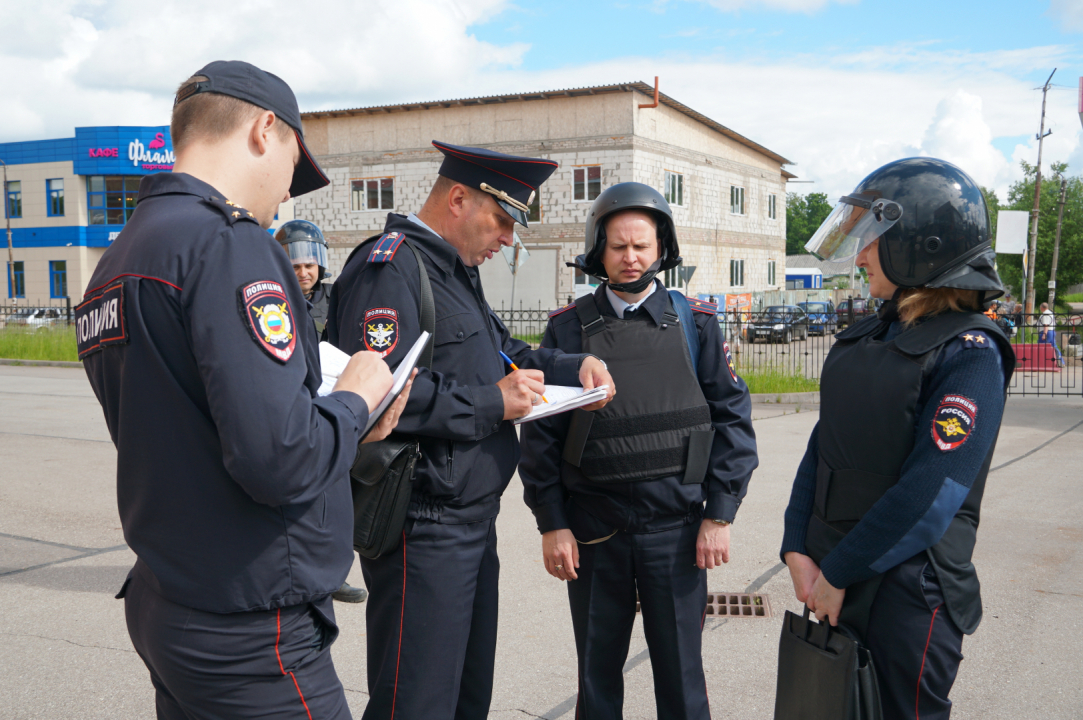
<box><xmin>432</xmin><ymin>140</ymin><xmax>558</xmax><ymax>227</ymax></box>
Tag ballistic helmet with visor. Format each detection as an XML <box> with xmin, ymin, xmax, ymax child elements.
<box><xmin>275</xmin><ymin>220</ymin><xmax>328</xmax><ymax>275</ymax></box>
<box><xmin>174</xmin><ymin>60</ymin><xmax>330</xmax><ymax>197</ymax></box>
<box><xmin>804</xmin><ymin>157</ymin><xmax>1003</xmax><ymax>297</ymax></box>
<box><xmin>570</xmin><ymin>182</ymin><xmax>682</xmax><ymax>294</ymax></box>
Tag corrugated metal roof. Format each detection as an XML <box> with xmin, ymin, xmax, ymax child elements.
<box><xmin>301</xmin><ymin>81</ymin><xmax>793</xmax><ymax>166</ymax></box>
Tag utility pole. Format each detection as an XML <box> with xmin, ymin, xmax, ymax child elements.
<box><xmin>1048</xmin><ymin>177</ymin><xmax>1068</xmax><ymax>309</ymax></box>
<box><xmin>1</xmin><ymin>159</ymin><xmax>12</xmax><ymax>306</ymax></box>
<box><xmin>1025</xmin><ymin>68</ymin><xmax>1056</xmax><ymax>315</ymax></box>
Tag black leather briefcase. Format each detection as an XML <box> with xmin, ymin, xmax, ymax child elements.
<box><xmin>774</xmin><ymin>607</ymin><xmax>882</xmax><ymax>720</ymax></box>
<box><xmin>350</xmin><ymin>433</ymin><xmax>419</xmax><ymax>560</ymax></box>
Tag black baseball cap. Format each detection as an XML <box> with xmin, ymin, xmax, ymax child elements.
<box><xmin>174</xmin><ymin>60</ymin><xmax>330</xmax><ymax>197</ymax></box>
<box><xmin>432</xmin><ymin>141</ymin><xmax>558</xmax><ymax>227</ymax></box>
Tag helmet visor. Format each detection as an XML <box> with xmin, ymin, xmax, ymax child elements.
<box><xmin>284</xmin><ymin>240</ymin><xmax>328</xmax><ymax>268</ymax></box>
<box><xmin>804</xmin><ymin>194</ymin><xmax>903</xmax><ymax>262</ymax></box>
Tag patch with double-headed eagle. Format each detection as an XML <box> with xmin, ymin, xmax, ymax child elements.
<box><xmin>363</xmin><ymin>308</ymin><xmax>399</xmax><ymax>357</ymax></box>
<box><xmin>931</xmin><ymin>394</ymin><xmax>977</xmax><ymax>452</ymax></box>
<box><xmin>239</xmin><ymin>280</ymin><xmax>296</xmax><ymax>363</ymax></box>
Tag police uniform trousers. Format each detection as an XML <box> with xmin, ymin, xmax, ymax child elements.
<box><xmin>360</xmin><ymin>516</ymin><xmax>499</xmax><ymax>720</ymax></box>
<box><xmin>864</xmin><ymin>555</ymin><xmax>965</xmax><ymax>720</ymax></box>
<box><xmin>122</xmin><ymin>564</ymin><xmax>350</xmax><ymax>720</ymax></box>
<box><xmin>567</xmin><ymin>521</ymin><xmax>710</xmax><ymax>720</ymax></box>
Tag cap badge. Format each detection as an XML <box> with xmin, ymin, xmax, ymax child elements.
<box><xmin>480</xmin><ymin>182</ymin><xmax>531</xmax><ymax>214</ymax></box>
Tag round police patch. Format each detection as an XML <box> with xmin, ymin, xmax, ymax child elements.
<box><xmin>931</xmin><ymin>394</ymin><xmax>977</xmax><ymax>452</ymax></box>
<box><xmin>239</xmin><ymin>280</ymin><xmax>296</xmax><ymax>363</ymax></box>
<box><xmin>723</xmin><ymin>340</ymin><xmax>737</xmax><ymax>382</ymax></box>
<box><xmin>363</xmin><ymin>308</ymin><xmax>399</xmax><ymax>357</ymax></box>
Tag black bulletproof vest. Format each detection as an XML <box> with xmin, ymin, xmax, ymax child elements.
<box><xmin>563</xmin><ymin>292</ymin><xmax>714</xmax><ymax>485</ymax></box>
<box><xmin>809</xmin><ymin>311</ymin><xmax>1013</xmax><ymax>635</ymax></box>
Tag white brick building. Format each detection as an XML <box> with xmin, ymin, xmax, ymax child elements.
<box><xmin>296</xmin><ymin>81</ymin><xmax>794</xmax><ymax>309</ymax></box>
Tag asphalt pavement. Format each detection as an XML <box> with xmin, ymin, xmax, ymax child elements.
<box><xmin>0</xmin><ymin>364</ymin><xmax>1080</xmax><ymax>719</ymax></box>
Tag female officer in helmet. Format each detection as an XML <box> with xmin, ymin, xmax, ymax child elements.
<box><xmin>781</xmin><ymin>157</ymin><xmax>1014</xmax><ymax>719</ymax></box>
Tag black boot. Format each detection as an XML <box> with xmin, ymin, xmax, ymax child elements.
<box><xmin>332</xmin><ymin>582</ymin><xmax>368</xmax><ymax>603</ymax></box>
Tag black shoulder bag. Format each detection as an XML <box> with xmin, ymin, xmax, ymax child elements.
<box><xmin>774</xmin><ymin>607</ymin><xmax>883</xmax><ymax>720</ymax></box>
<box><xmin>349</xmin><ymin>239</ymin><xmax>434</xmax><ymax>560</ymax></box>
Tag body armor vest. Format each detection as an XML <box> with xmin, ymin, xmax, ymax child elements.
<box><xmin>563</xmin><ymin>292</ymin><xmax>714</xmax><ymax>485</ymax></box>
<box><xmin>810</xmin><ymin>311</ymin><xmax>1013</xmax><ymax>634</ymax></box>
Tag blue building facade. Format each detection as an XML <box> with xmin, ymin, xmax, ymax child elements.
<box><xmin>2</xmin><ymin>126</ymin><xmax>175</xmax><ymax>300</ymax></box>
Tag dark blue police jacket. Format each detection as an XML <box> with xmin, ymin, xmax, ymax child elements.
<box><xmin>519</xmin><ymin>283</ymin><xmax>759</xmax><ymax>536</ymax></box>
<box><xmin>325</xmin><ymin>213</ymin><xmax>587</xmax><ymax>524</ymax></box>
<box><xmin>78</xmin><ymin>173</ymin><xmax>369</xmax><ymax>614</ymax></box>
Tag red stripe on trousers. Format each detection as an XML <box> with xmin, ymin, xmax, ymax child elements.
<box><xmin>391</xmin><ymin>530</ymin><xmax>407</xmax><ymax>719</ymax></box>
<box><xmin>276</xmin><ymin>608</ymin><xmax>314</xmax><ymax>720</ymax></box>
<box><xmin>915</xmin><ymin>605</ymin><xmax>941</xmax><ymax>720</ymax></box>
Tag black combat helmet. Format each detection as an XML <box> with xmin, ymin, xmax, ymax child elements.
<box><xmin>805</xmin><ymin>157</ymin><xmax>1004</xmax><ymax>300</ymax></box>
<box><xmin>275</xmin><ymin>219</ymin><xmax>330</xmax><ymax>278</ymax></box>
<box><xmin>569</xmin><ymin>182</ymin><xmax>682</xmax><ymax>294</ymax></box>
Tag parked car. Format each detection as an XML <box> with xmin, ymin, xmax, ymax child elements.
<box><xmin>3</xmin><ymin>307</ymin><xmax>64</xmax><ymax>329</ymax></box>
<box><xmin>797</xmin><ymin>300</ymin><xmax>838</xmax><ymax>335</ymax></box>
<box><xmin>747</xmin><ymin>305</ymin><xmax>809</xmax><ymax>343</ymax></box>
<box><xmin>835</xmin><ymin>297</ymin><xmax>881</xmax><ymax>329</ymax></box>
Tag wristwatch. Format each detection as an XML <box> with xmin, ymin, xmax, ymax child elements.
<box><xmin>709</xmin><ymin>519</ymin><xmax>731</xmax><ymax>527</ymax></box>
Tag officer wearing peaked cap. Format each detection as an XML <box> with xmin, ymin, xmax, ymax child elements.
<box><xmin>76</xmin><ymin>60</ymin><xmax>410</xmax><ymax>719</ymax></box>
<box><xmin>325</xmin><ymin>141</ymin><xmax>616</xmax><ymax>720</ymax></box>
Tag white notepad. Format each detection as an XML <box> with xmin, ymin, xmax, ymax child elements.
<box><xmin>318</xmin><ymin>333</ymin><xmax>430</xmax><ymax>436</ymax></box>
<box><xmin>512</xmin><ymin>384</ymin><xmax>610</xmax><ymax>425</ymax></box>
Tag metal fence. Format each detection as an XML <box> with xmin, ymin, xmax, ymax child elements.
<box><xmin>0</xmin><ymin>298</ymin><xmax>74</xmax><ymax>329</ymax></box>
<box><xmin>493</xmin><ymin>302</ymin><xmax>1083</xmax><ymax>397</ymax></box>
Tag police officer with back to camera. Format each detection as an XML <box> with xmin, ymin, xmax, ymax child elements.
<box><xmin>75</xmin><ymin>60</ymin><xmax>412</xmax><ymax>719</ymax></box>
<box><xmin>781</xmin><ymin>157</ymin><xmax>1015</xmax><ymax>719</ymax></box>
<box><xmin>519</xmin><ymin>182</ymin><xmax>759</xmax><ymax>720</ymax></box>
<box><xmin>276</xmin><ymin>218</ymin><xmax>368</xmax><ymax>605</ymax></box>
<box><xmin>325</xmin><ymin>140</ymin><xmax>616</xmax><ymax>720</ymax></box>
<box><xmin>276</xmin><ymin>218</ymin><xmax>335</xmax><ymax>335</ymax></box>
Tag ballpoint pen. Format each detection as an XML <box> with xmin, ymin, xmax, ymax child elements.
<box><xmin>499</xmin><ymin>350</ymin><xmax>547</xmax><ymax>403</ymax></box>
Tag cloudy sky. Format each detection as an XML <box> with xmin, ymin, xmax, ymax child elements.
<box><xmin>2</xmin><ymin>0</ymin><xmax>1081</xmax><ymax>201</ymax></box>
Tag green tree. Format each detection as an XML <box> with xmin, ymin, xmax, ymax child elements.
<box><xmin>995</xmin><ymin>161</ymin><xmax>1082</xmax><ymax>308</ymax></box>
<box><xmin>786</xmin><ymin>192</ymin><xmax>833</xmax><ymax>256</ymax></box>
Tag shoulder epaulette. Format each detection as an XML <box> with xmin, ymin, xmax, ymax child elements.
<box><xmin>548</xmin><ymin>304</ymin><xmax>576</xmax><ymax>319</ymax></box>
<box><xmin>687</xmin><ymin>297</ymin><xmax>718</xmax><ymax>314</ymax></box>
<box><xmin>958</xmin><ymin>330</ymin><xmax>992</xmax><ymax>349</ymax></box>
<box><xmin>203</xmin><ymin>195</ymin><xmax>259</xmax><ymax>226</ymax></box>
<box><xmin>367</xmin><ymin>232</ymin><xmax>408</xmax><ymax>263</ymax></box>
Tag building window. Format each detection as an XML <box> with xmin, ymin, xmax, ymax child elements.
<box><xmin>47</xmin><ymin>179</ymin><xmax>65</xmax><ymax>217</ymax></box>
<box><xmin>50</xmin><ymin>261</ymin><xmax>68</xmax><ymax>298</ymax></box>
<box><xmin>730</xmin><ymin>186</ymin><xmax>745</xmax><ymax>215</ymax></box>
<box><xmin>768</xmin><ymin>193</ymin><xmax>777</xmax><ymax>220</ymax></box>
<box><xmin>573</xmin><ymin>166</ymin><xmax>601</xmax><ymax>202</ymax></box>
<box><xmin>87</xmin><ymin>176</ymin><xmax>140</xmax><ymax>225</ymax></box>
<box><xmin>7</xmin><ymin>261</ymin><xmax>24</xmax><ymax>298</ymax></box>
<box><xmin>664</xmin><ymin>171</ymin><xmax>684</xmax><ymax>206</ymax></box>
<box><xmin>5</xmin><ymin>181</ymin><xmax>21</xmax><ymax>219</ymax></box>
<box><xmin>729</xmin><ymin>259</ymin><xmax>745</xmax><ymax>287</ymax></box>
<box><xmin>528</xmin><ymin>193</ymin><xmax>541</xmax><ymax>223</ymax></box>
<box><xmin>663</xmin><ymin>267</ymin><xmax>685</xmax><ymax>290</ymax></box>
<box><xmin>351</xmin><ymin>178</ymin><xmax>394</xmax><ymax>211</ymax></box>
<box><xmin>768</xmin><ymin>260</ymin><xmax>776</xmax><ymax>286</ymax></box>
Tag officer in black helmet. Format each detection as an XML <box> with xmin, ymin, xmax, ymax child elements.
<box><xmin>781</xmin><ymin>157</ymin><xmax>1015</xmax><ymax>719</ymax></box>
<box><xmin>520</xmin><ymin>181</ymin><xmax>759</xmax><ymax>720</ymax></box>
<box><xmin>276</xmin><ymin>219</ymin><xmax>333</xmax><ymax>335</ymax></box>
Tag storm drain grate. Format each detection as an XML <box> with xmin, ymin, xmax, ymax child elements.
<box><xmin>636</xmin><ymin>592</ymin><xmax>772</xmax><ymax>618</ymax></box>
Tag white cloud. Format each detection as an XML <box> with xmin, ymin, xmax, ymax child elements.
<box><xmin>1048</xmin><ymin>0</ymin><xmax>1083</xmax><ymax>32</ymax></box>
<box><xmin>916</xmin><ymin>91</ymin><xmax>1008</xmax><ymax>187</ymax></box>
<box><xmin>0</xmin><ymin>0</ymin><xmax>527</xmax><ymax>141</ymax></box>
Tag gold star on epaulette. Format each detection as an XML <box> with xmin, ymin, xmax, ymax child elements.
<box><xmin>232</xmin><ymin>211</ymin><xmax>240</xmax><ymax>218</ymax></box>
<box><xmin>246</xmin><ymin>211</ymin><xmax>254</xmax><ymax>217</ymax></box>
<box><xmin>975</xmin><ymin>335</ymin><xmax>985</xmax><ymax>343</ymax></box>
<box><xmin>963</xmin><ymin>334</ymin><xmax>975</xmax><ymax>341</ymax></box>
<box><xmin>225</xmin><ymin>200</ymin><xmax>238</xmax><ymax>207</ymax></box>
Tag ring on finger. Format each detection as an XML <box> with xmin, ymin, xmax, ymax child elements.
<box><xmin>555</xmin><ymin>564</ymin><xmax>563</xmax><ymax>570</ymax></box>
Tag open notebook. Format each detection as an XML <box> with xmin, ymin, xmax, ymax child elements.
<box><xmin>513</xmin><ymin>384</ymin><xmax>609</xmax><ymax>425</ymax></box>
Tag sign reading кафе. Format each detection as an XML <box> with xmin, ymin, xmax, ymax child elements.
<box><xmin>73</xmin><ymin>126</ymin><xmax>175</xmax><ymax>176</ymax></box>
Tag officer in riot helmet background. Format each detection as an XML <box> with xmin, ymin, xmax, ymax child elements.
<box><xmin>277</xmin><ymin>219</ymin><xmax>333</xmax><ymax>334</ymax></box>
<box><xmin>520</xmin><ymin>181</ymin><xmax>758</xmax><ymax>719</ymax></box>
<box><xmin>782</xmin><ymin>157</ymin><xmax>1015</xmax><ymax>719</ymax></box>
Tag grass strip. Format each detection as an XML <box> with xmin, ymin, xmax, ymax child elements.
<box><xmin>0</xmin><ymin>327</ymin><xmax>79</xmax><ymax>362</ymax></box>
